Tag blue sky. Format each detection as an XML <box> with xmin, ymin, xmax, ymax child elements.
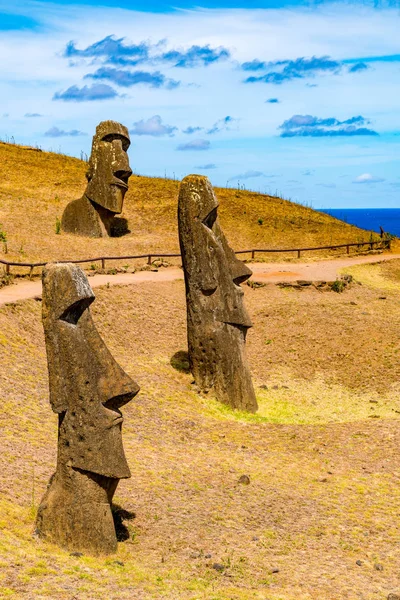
<box><xmin>1</xmin><ymin>0</ymin><xmax>399</xmax><ymax>207</ymax></box>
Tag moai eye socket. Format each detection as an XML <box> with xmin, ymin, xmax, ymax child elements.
<box><xmin>102</xmin><ymin>133</ymin><xmax>130</xmax><ymax>152</ymax></box>
<box><xmin>59</xmin><ymin>298</ymin><xmax>93</xmax><ymax>325</ymax></box>
<box><xmin>202</xmin><ymin>208</ymin><xmax>217</xmax><ymax>230</ymax></box>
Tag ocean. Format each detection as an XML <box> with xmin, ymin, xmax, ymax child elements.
<box><xmin>320</xmin><ymin>208</ymin><xmax>400</xmax><ymax>238</ymax></box>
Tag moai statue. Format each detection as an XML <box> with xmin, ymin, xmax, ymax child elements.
<box><xmin>36</xmin><ymin>263</ymin><xmax>139</xmax><ymax>555</ymax></box>
<box><xmin>178</xmin><ymin>175</ymin><xmax>258</xmax><ymax>413</ymax></box>
<box><xmin>61</xmin><ymin>120</ymin><xmax>132</xmax><ymax>237</ymax></box>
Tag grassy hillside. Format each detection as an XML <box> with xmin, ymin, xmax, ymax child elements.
<box><xmin>0</xmin><ymin>142</ymin><xmax>384</xmax><ymax>270</ymax></box>
<box><xmin>1</xmin><ymin>262</ymin><xmax>400</xmax><ymax>599</ymax></box>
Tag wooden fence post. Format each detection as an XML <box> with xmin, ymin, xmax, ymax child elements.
<box><xmin>5</xmin><ymin>263</ymin><xmax>10</xmax><ymax>275</ymax></box>
<box><xmin>101</xmin><ymin>258</ymin><xmax>105</xmax><ymax>269</ymax></box>
<box><xmin>251</xmin><ymin>250</ymin><xmax>255</xmax><ymax>259</ymax></box>
<box><xmin>297</xmin><ymin>250</ymin><xmax>301</xmax><ymax>258</ymax></box>
<box><xmin>148</xmin><ymin>255</ymin><xmax>152</xmax><ymax>265</ymax></box>
<box><xmin>346</xmin><ymin>245</ymin><xmax>350</xmax><ymax>254</ymax></box>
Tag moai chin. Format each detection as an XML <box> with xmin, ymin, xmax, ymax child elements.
<box><xmin>36</xmin><ymin>263</ymin><xmax>139</xmax><ymax>555</ymax></box>
<box><xmin>61</xmin><ymin>120</ymin><xmax>132</xmax><ymax>237</ymax></box>
<box><xmin>178</xmin><ymin>175</ymin><xmax>258</xmax><ymax>413</ymax></box>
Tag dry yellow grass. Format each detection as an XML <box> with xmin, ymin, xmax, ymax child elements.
<box><xmin>0</xmin><ymin>141</ymin><xmax>384</xmax><ymax>272</ymax></box>
<box><xmin>1</xmin><ymin>263</ymin><xmax>400</xmax><ymax>599</ymax></box>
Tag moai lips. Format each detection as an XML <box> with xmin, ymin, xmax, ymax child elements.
<box><xmin>36</xmin><ymin>263</ymin><xmax>139</xmax><ymax>555</ymax></box>
<box><xmin>61</xmin><ymin>121</ymin><xmax>132</xmax><ymax>237</ymax></box>
<box><xmin>178</xmin><ymin>175</ymin><xmax>258</xmax><ymax>413</ymax></box>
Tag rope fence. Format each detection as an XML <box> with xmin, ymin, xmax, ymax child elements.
<box><xmin>0</xmin><ymin>239</ymin><xmax>391</xmax><ymax>276</ymax></box>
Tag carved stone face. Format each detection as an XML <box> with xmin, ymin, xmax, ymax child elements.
<box><xmin>42</xmin><ymin>263</ymin><xmax>139</xmax><ymax>479</ymax></box>
<box><xmin>178</xmin><ymin>174</ymin><xmax>253</xmax><ymax>328</ymax></box>
<box><xmin>85</xmin><ymin>121</ymin><xmax>132</xmax><ymax>214</ymax></box>
<box><xmin>178</xmin><ymin>175</ymin><xmax>257</xmax><ymax>413</ymax></box>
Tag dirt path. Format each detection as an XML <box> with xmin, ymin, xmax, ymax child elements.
<box><xmin>249</xmin><ymin>252</ymin><xmax>400</xmax><ymax>282</ymax></box>
<box><xmin>1</xmin><ymin>253</ymin><xmax>399</xmax><ymax>307</ymax></box>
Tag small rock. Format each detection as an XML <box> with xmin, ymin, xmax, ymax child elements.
<box><xmin>379</xmin><ymin>297</ymin><xmax>387</xmax><ymax>300</ymax></box>
<box><xmin>238</xmin><ymin>475</ymin><xmax>251</xmax><ymax>485</ymax></box>
<box><xmin>356</xmin><ymin>560</ymin><xmax>363</xmax><ymax>566</ymax></box>
<box><xmin>190</xmin><ymin>551</ymin><xmax>201</xmax><ymax>559</ymax></box>
<box><xmin>70</xmin><ymin>552</ymin><xmax>83</xmax><ymax>558</ymax></box>
<box><xmin>297</xmin><ymin>280</ymin><xmax>312</xmax><ymax>287</ymax></box>
<box><xmin>113</xmin><ymin>560</ymin><xmax>124</xmax><ymax>567</ymax></box>
<box><xmin>271</xmin><ymin>568</ymin><xmax>280</xmax><ymax>574</ymax></box>
<box><xmin>272</xmin><ymin>385</ymin><xmax>279</xmax><ymax>390</ymax></box>
<box><xmin>350</xmin><ymin>301</ymin><xmax>358</xmax><ymax>306</ymax></box>
<box><xmin>319</xmin><ymin>477</ymin><xmax>328</xmax><ymax>483</ymax></box>
<box><xmin>247</xmin><ymin>280</ymin><xmax>266</xmax><ymax>289</ymax></box>
<box><xmin>374</xmin><ymin>563</ymin><xmax>384</xmax><ymax>571</ymax></box>
<box><xmin>260</xmin><ymin>384</ymin><xmax>268</xmax><ymax>390</ymax></box>
<box><xmin>370</xmin><ymin>399</ymin><xmax>378</xmax><ymax>403</ymax></box>
<box><xmin>205</xmin><ymin>553</ymin><xmax>212</xmax><ymax>559</ymax></box>
<box><xmin>212</xmin><ymin>563</ymin><xmax>225</xmax><ymax>572</ymax></box>
<box><xmin>252</xmin><ymin>536</ymin><xmax>259</xmax><ymax>541</ymax></box>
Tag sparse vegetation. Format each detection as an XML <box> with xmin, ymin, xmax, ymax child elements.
<box><xmin>0</xmin><ymin>223</ymin><xmax>7</xmax><ymax>254</ymax></box>
<box><xmin>331</xmin><ymin>279</ymin><xmax>345</xmax><ymax>293</ymax></box>
<box><xmin>0</xmin><ymin>141</ymin><xmax>390</xmax><ymax>276</ymax></box>
<box><xmin>1</xmin><ymin>264</ymin><xmax>400</xmax><ymax>598</ymax></box>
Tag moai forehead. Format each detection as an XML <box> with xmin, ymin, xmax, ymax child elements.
<box><xmin>42</xmin><ymin>262</ymin><xmax>95</xmax><ymax>324</ymax></box>
<box><xmin>91</xmin><ymin>120</ymin><xmax>130</xmax><ymax>152</ymax></box>
<box><xmin>178</xmin><ymin>174</ymin><xmax>219</xmax><ymax>223</ymax></box>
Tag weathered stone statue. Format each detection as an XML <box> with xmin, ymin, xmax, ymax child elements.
<box><xmin>61</xmin><ymin>121</ymin><xmax>132</xmax><ymax>237</ymax></box>
<box><xmin>178</xmin><ymin>175</ymin><xmax>258</xmax><ymax>413</ymax></box>
<box><xmin>36</xmin><ymin>263</ymin><xmax>139</xmax><ymax>555</ymax></box>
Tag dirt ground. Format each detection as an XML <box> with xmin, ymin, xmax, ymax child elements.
<box><xmin>0</xmin><ymin>260</ymin><xmax>400</xmax><ymax>599</ymax></box>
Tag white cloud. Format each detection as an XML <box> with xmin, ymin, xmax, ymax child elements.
<box><xmin>177</xmin><ymin>139</ymin><xmax>210</xmax><ymax>151</ymax></box>
<box><xmin>130</xmin><ymin>115</ymin><xmax>177</xmax><ymax>137</ymax></box>
<box><xmin>228</xmin><ymin>170</ymin><xmax>265</xmax><ymax>181</ymax></box>
<box><xmin>352</xmin><ymin>173</ymin><xmax>385</xmax><ymax>184</ymax></box>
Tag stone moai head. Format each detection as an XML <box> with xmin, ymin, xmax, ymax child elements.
<box><xmin>178</xmin><ymin>175</ymin><xmax>258</xmax><ymax>413</ymax></box>
<box><xmin>37</xmin><ymin>263</ymin><xmax>139</xmax><ymax>554</ymax></box>
<box><xmin>42</xmin><ymin>262</ymin><xmax>139</xmax><ymax>477</ymax></box>
<box><xmin>85</xmin><ymin>120</ymin><xmax>132</xmax><ymax>215</ymax></box>
<box><xmin>178</xmin><ymin>174</ymin><xmax>253</xmax><ymax>326</ymax></box>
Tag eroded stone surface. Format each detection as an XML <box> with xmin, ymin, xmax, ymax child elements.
<box><xmin>61</xmin><ymin>121</ymin><xmax>132</xmax><ymax>237</ymax></box>
<box><xmin>178</xmin><ymin>175</ymin><xmax>258</xmax><ymax>413</ymax></box>
<box><xmin>36</xmin><ymin>263</ymin><xmax>139</xmax><ymax>555</ymax></box>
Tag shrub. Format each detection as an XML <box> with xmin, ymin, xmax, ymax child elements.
<box><xmin>331</xmin><ymin>279</ymin><xmax>345</xmax><ymax>293</ymax></box>
<box><xmin>0</xmin><ymin>225</ymin><xmax>7</xmax><ymax>253</ymax></box>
